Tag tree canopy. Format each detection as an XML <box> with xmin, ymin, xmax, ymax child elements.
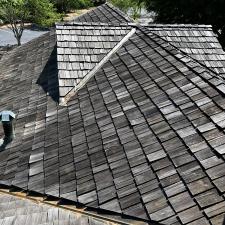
<box><xmin>0</xmin><ymin>0</ymin><xmax>29</xmax><ymax>46</ymax></box>
<box><xmin>109</xmin><ymin>0</ymin><xmax>145</xmax><ymax>19</ymax></box>
<box><xmin>0</xmin><ymin>0</ymin><xmax>60</xmax><ymax>45</ymax></box>
<box><xmin>51</xmin><ymin>0</ymin><xmax>93</xmax><ymax>13</ymax></box>
<box><xmin>27</xmin><ymin>0</ymin><xmax>60</xmax><ymax>27</ymax></box>
<box><xmin>144</xmin><ymin>0</ymin><xmax>225</xmax><ymax>48</ymax></box>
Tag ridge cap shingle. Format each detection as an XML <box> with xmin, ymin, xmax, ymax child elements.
<box><xmin>56</xmin><ymin>21</ymin><xmax>136</xmax><ymax>27</ymax></box>
<box><xmin>144</xmin><ymin>23</ymin><xmax>213</xmax><ymax>29</ymax></box>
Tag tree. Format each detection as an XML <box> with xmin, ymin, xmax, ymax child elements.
<box><xmin>144</xmin><ymin>0</ymin><xmax>225</xmax><ymax>49</ymax></box>
<box><xmin>0</xmin><ymin>0</ymin><xmax>29</xmax><ymax>46</ymax></box>
<box><xmin>109</xmin><ymin>0</ymin><xmax>145</xmax><ymax>19</ymax></box>
<box><xmin>109</xmin><ymin>0</ymin><xmax>131</xmax><ymax>13</ymax></box>
<box><xmin>0</xmin><ymin>0</ymin><xmax>60</xmax><ymax>46</ymax></box>
<box><xmin>27</xmin><ymin>0</ymin><xmax>61</xmax><ymax>27</ymax></box>
<box><xmin>51</xmin><ymin>0</ymin><xmax>93</xmax><ymax>13</ymax></box>
<box><xmin>92</xmin><ymin>0</ymin><xmax>105</xmax><ymax>6</ymax></box>
<box><xmin>130</xmin><ymin>0</ymin><xmax>145</xmax><ymax>20</ymax></box>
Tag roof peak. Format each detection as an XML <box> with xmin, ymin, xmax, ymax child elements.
<box><xmin>73</xmin><ymin>2</ymin><xmax>134</xmax><ymax>24</ymax></box>
<box><xmin>104</xmin><ymin>1</ymin><xmax>134</xmax><ymax>22</ymax></box>
<box><xmin>56</xmin><ymin>21</ymin><xmax>136</xmax><ymax>27</ymax></box>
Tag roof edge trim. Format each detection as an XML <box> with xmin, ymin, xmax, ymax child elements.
<box><xmin>60</xmin><ymin>27</ymin><xmax>137</xmax><ymax>105</ymax></box>
<box><xmin>143</xmin><ymin>23</ymin><xmax>212</xmax><ymax>29</ymax></box>
<box><xmin>0</xmin><ymin>186</ymin><xmax>148</xmax><ymax>225</ymax></box>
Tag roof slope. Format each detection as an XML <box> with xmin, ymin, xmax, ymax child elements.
<box><xmin>1</xmin><ymin>25</ymin><xmax>225</xmax><ymax>224</ymax></box>
<box><xmin>0</xmin><ymin>29</ymin><xmax>154</xmax><ymax>224</ymax></box>
<box><xmin>148</xmin><ymin>24</ymin><xmax>225</xmax><ymax>76</ymax></box>
<box><xmin>1</xmin><ymin>3</ymin><xmax>225</xmax><ymax>225</ymax></box>
<box><xmin>56</xmin><ymin>23</ymin><xmax>132</xmax><ymax>100</ymax></box>
<box><xmin>74</xmin><ymin>2</ymin><xmax>133</xmax><ymax>23</ymax></box>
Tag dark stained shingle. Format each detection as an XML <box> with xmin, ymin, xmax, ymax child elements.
<box><xmin>1</xmin><ymin>3</ymin><xmax>225</xmax><ymax>225</ymax></box>
<box><xmin>147</xmin><ymin>24</ymin><xmax>225</xmax><ymax>76</ymax></box>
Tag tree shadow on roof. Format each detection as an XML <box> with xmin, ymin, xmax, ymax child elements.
<box><xmin>37</xmin><ymin>45</ymin><xmax>59</xmax><ymax>103</ymax></box>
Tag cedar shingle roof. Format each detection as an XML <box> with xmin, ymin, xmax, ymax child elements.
<box><xmin>147</xmin><ymin>24</ymin><xmax>225</xmax><ymax>75</ymax></box>
<box><xmin>56</xmin><ymin>23</ymin><xmax>131</xmax><ymax>100</ymax></box>
<box><xmin>0</xmin><ymin>191</ymin><xmax>117</xmax><ymax>225</ymax></box>
<box><xmin>74</xmin><ymin>2</ymin><xmax>133</xmax><ymax>23</ymax></box>
<box><xmin>1</xmin><ymin>3</ymin><xmax>225</xmax><ymax>225</ymax></box>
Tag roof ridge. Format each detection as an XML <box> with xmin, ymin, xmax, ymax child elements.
<box><xmin>56</xmin><ymin>21</ymin><xmax>136</xmax><ymax>27</ymax></box>
<box><xmin>105</xmin><ymin>2</ymin><xmax>134</xmax><ymax>23</ymax></box>
<box><xmin>144</xmin><ymin>23</ymin><xmax>213</xmax><ymax>29</ymax></box>
<box><xmin>60</xmin><ymin>27</ymin><xmax>137</xmax><ymax>105</ymax></box>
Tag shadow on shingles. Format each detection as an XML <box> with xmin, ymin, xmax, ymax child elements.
<box><xmin>37</xmin><ymin>45</ymin><xmax>59</xmax><ymax>103</ymax></box>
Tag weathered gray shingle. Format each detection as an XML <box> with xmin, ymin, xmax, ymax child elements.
<box><xmin>1</xmin><ymin>3</ymin><xmax>225</xmax><ymax>225</ymax></box>
<box><xmin>56</xmin><ymin>23</ymin><xmax>131</xmax><ymax>100</ymax></box>
<box><xmin>147</xmin><ymin>24</ymin><xmax>225</xmax><ymax>76</ymax></box>
<box><xmin>0</xmin><ymin>192</ymin><xmax>117</xmax><ymax>225</ymax></box>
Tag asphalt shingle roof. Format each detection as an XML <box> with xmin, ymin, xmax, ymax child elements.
<box><xmin>1</xmin><ymin>3</ymin><xmax>225</xmax><ymax>225</ymax></box>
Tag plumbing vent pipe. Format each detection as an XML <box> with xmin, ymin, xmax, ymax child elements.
<box><xmin>0</xmin><ymin>111</ymin><xmax>15</xmax><ymax>149</ymax></box>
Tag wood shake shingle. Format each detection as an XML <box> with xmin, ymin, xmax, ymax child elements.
<box><xmin>0</xmin><ymin>3</ymin><xmax>225</xmax><ymax>225</ymax></box>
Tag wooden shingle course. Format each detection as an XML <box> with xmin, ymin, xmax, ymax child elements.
<box><xmin>1</xmin><ymin>3</ymin><xmax>225</xmax><ymax>224</ymax></box>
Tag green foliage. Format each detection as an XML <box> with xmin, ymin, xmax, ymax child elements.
<box><xmin>144</xmin><ymin>0</ymin><xmax>225</xmax><ymax>48</ymax></box>
<box><xmin>52</xmin><ymin>0</ymin><xmax>93</xmax><ymax>13</ymax></box>
<box><xmin>0</xmin><ymin>0</ymin><xmax>61</xmax><ymax>45</ymax></box>
<box><xmin>0</xmin><ymin>0</ymin><xmax>29</xmax><ymax>22</ymax></box>
<box><xmin>70</xmin><ymin>0</ymin><xmax>93</xmax><ymax>9</ymax></box>
<box><xmin>92</xmin><ymin>0</ymin><xmax>105</xmax><ymax>6</ymax></box>
<box><xmin>109</xmin><ymin>0</ymin><xmax>131</xmax><ymax>13</ymax></box>
<box><xmin>0</xmin><ymin>0</ymin><xmax>30</xmax><ymax>45</ymax></box>
<box><xmin>27</xmin><ymin>0</ymin><xmax>61</xmax><ymax>27</ymax></box>
<box><xmin>0</xmin><ymin>0</ymin><xmax>61</xmax><ymax>27</ymax></box>
<box><xmin>109</xmin><ymin>0</ymin><xmax>145</xmax><ymax>19</ymax></box>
